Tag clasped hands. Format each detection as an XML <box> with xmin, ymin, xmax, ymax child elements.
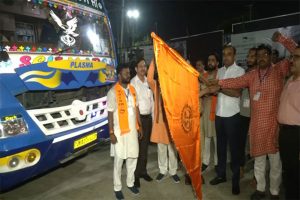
<box><xmin>203</xmin><ymin>79</ymin><xmax>221</xmax><ymax>95</ymax></box>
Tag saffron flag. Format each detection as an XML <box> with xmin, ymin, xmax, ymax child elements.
<box><xmin>151</xmin><ymin>32</ymin><xmax>202</xmax><ymax>199</ymax></box>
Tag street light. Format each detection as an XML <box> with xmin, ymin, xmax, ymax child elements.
<box><xmin>120</xmin><ymin>7</ymin><xmax>140</xmax><ymax>62</ymax></box>
<box><xmin>126</xmin><ymin>9</ymin><xmax>140</xmax><ymax>48</ymax></box>
<box><xmin>127</xmin><ymin>9</ymin><xmax>140</xmax><ymax>19</ymax></box>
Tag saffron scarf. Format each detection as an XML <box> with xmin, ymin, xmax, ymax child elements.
<box><xmin>115</xmin><ymin>82</ymin><xmax>139</xmax><ymax>135</ymax></box>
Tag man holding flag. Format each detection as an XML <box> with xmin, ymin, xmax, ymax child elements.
<box><xmin>147</xmin><ymin>59</ymin><xmax>180</xmax><ymax>184</ymax></box>
<box><xmin>151</xmin><ymin>32</ymin><xmax>202</xmax><ymax>199</ymax></box>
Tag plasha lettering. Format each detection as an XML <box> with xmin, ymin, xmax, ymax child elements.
<box><xmin>70</xmin><ymin>61</ymin><xmax>94</xmax><ymax>68</ymax></box>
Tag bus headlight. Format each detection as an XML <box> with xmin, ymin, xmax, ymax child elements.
<box><xmin>8</xmin><ymin>157</ymin><xmax>20</xmax><ymax>168</ymax></box>
<box><xmin>26</xmin><ymin>151</ymin><xmax>37</xmax><ymax>163</ymax></box>
<box><xmin>0</xmin><ymin>114</ymin><xmax>28</xmax><ymax>138</ymax></box>
<box><xmin>0</xmin><ymin>149</ymin><xmax>41</xmax><ymax>173</ymax></box>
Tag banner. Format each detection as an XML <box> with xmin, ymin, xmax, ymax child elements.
<box><xmin>151</xmin><ymin>32</ymin><xmax>202</xmax><ymax>199</ymax></box>
<box><xmin>231</xmin><ymin>25</ymin><xmax>300</xmax><ymax>68</ymax></box>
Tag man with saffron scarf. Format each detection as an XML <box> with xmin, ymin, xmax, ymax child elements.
<box><xmin>200</xmin><ymin>53</ymin><xmax>219</xmax><ymax>173</ymax></box>
<box><xmin>107</xmin><ymin>64</ymin><xmax>143</xmax><ymax>200</ymax></box>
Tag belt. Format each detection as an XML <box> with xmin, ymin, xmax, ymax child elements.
<box><xmin>140</xmin><ymin>114</ymin><xmax>152</xmax><ymax>118</ymax></box>
<box><xmin>280</xmin><ymin>124</ymin><xmax>300</xmax><ymax>130</ymax></box>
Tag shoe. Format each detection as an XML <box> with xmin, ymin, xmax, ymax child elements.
<box><xmin>201</xmin><ymin>164</ymin><xmax>208</xmax><ymax>172</ymax></box>
<box><xmin>156</xmin><ymin>173</ymin><xmax>165</xmax><ymax>182</ymax></box>
<box><xmin>232</xmin><ymin>185</ymin><xmax>240</xmax><ymax>195</ymax></box>
<box><xmin>134</xmin><ymin>178</ymin><xmax>140</xmax><ymax>188</ymax></box>
<box><xmin>209</xmin><ymin>177</ymin><xmax>226</xmax><ymax>185</ymax></box>
<box><xmin>185</xmin><ymin>174</ymin><xmax>191</xmax><ymax>185</ymax></box>
<box><xmin>250</xmin><ymin>190</ymin><xmax>266</xmax><ymax>200</ymax></box>
<box><xmin>270</xmin><ymin>194</ymin><xmax>279</xmax><ymax>200</ymax></box>
<box><xmin>172</xmin><ymin>174</ymin><xmax>180</xmax><ymax>183</ymax></box>
<box><xmin>142</xmin><ymin>174</ymin><xmax>153</xmax><ymax>182</ymax></box>
<box><xmin>128</xmin><ymin>186</ymin><xmax>139</xmax><ymax>195</ymax></box>
<box><xmin>114</xmin><ymin>191</ymin><xmax>124</xmax><ymax>200</ymax></box>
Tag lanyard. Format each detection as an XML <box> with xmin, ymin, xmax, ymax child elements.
<box><xmin>125</xmin><ymin>89</ymin><xmax>130</xmax><ymax>100</ymax></box>
<box><xmin>258</xmin><ymin>66</ymin><xmax>270</xmax><ymax>84</ymax></box>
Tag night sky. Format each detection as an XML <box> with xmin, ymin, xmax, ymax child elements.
<box><xmin>104</xmin><ymin>0</ymin><xmax>300</xmax><ymax>45</ymax></box>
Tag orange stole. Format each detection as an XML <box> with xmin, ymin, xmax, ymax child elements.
<box><xmin>203</xmin><ymin>72</ymin><xmax>217</xmax><ymax>121</ymax></box>
<box><xmin>115</xmin><ymin>82</ymin><xmax>139</xmax><ymax>135</ymax></box>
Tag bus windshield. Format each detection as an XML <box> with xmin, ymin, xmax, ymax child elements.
<box><xmin>0</xmin><ymin>1</ymin><xmax>112</xmax><ymax>57</ymax></box>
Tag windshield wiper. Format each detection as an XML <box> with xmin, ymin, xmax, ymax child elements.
<box><xmin>51</xmin><ymin>47</ymin><xmax>72</xmax><ymax>55</ymax></box>
<box><xmin>51</xmin><ymin>45</ymin><xmax>78</xmax><ymax>56</ymax></box>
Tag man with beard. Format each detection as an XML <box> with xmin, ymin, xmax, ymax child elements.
<box><xmin>200</xmin><ymin>53</ymin><xmax>219</xmax><ymax>173</ymax></box>
<box><xmin>130</xmin><ymin>58</ymin><xmax>154</xmax><ymax>187</ymax></box>
<box><xmin>209</xmin><ymin>32</ymin><xmax>297</xmax><ymax>200</ymax></box>
<box><xmin>239</xmin><ymin>47</ymin><xmax>257</xmax><ymax>178</ymax></box>
<box><xmin>108</xmin><ymin>64</ymin><xmax>143</xmax><ymax>200</ymax></box>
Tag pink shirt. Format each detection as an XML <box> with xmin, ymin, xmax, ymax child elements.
<box><xmin>278</xmin><ymin>76</ymin><xmax>300</xmax><ymax>125</ymax></box>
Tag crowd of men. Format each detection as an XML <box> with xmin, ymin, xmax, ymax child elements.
<box><xmin>107</xmin><ymin>31</ymin><xmax>299</xmax><ymax>200</ymax></box>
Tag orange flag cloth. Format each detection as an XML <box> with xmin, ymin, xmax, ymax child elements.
<box><xmin>151</xmin><ymin>32</ymin><xmax>202</xmax><ymax>199</ymax></box>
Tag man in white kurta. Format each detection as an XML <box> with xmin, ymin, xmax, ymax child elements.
<box><xmin>107</xmin><ymin>65</ymin><xmax>141</xmax><ymax>199</ymax></box>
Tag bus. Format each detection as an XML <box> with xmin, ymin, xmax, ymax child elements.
<box><xmin>0</xmin><ymin>0</ymin><xmax>116</xmax><ymax>191</ymax></box>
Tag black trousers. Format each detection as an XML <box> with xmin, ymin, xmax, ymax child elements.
<box><xmin>215</xmin><ymin>114</ymin><xmax>241</xmax><ymax>187</ymax></box>
<box><xmin>135</xmin><ymin>114</ymin><xmax>152</xmax><ymax>178</ymax></box>
<box><xmin>239</xmin><ymin>115</ymin><xmax>250</xmax><ymax>167</ymax></box>
<box><xmin>279</xmin><ymin>124</ymin><xmax>300</xmax><ymax>200</ymax></box>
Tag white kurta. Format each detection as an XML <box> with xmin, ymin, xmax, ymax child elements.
<box><xmin>107</xmin><ymin>85</ymin><xmax>139</xmax><ymax>159</ymax></box>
